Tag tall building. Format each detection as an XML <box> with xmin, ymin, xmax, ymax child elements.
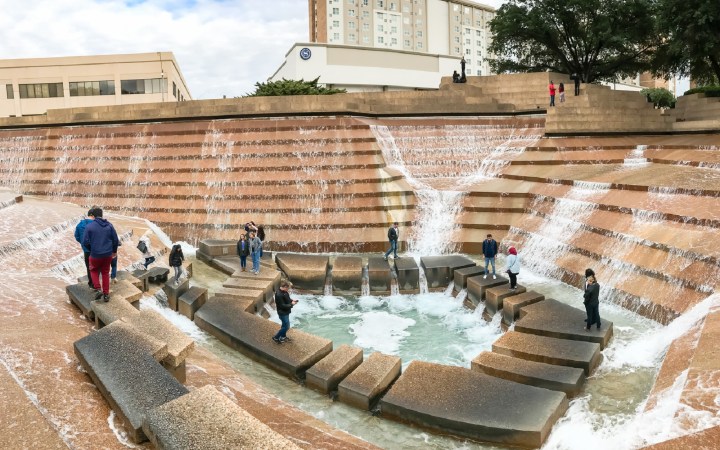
<box><xmin>0</xmin><ymin>52</ymin><xmax>192</xmax><ymax>118</ymax></box>
<box><xmin>271</xmin><ymin>0</ymin><xmax>496</xmax><ymax>92</ymax></box>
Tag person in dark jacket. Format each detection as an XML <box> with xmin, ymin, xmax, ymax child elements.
<box><xmin>583</xmin><ymin>275</ymin><xmax>601</xmax><ymax>330</ymax></box>
<box><xmin>82</xmin><ymin>207</ymin><xmax>119</xmax><ymax>301</ymax></box>
<box><xmin>482</xmin><ymin>234</ymin><xmax>498</xmax><ymax>280</ymax></box>
<box><xmin>74</xmin><ymin>209</ymin><xmax>95</xmax><ymax>287</ymax></box>
<box><xmin>257</xmin><ymin>225</ymin><xmax>266</xmax><ymax>257</ymax></box>
<box><xmin>383</xmin><ymin>222</ymin><xmax>399</xmax><ymax>260</ymax></box>
<box><xmin>168</xmin><ymin>244</ymin><xmax>184</xmax><ymax>283</ymax></box>
<box><xmin>272</xmin><ymin>281</ymin><xmax>298</xmax><ymax>344</ymax></box>
<box><xmin>236</xmin><ymin>234</ymin><xmax>250</xmax><ymax>272</ymax></box>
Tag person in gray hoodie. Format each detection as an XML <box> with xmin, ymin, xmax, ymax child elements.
<box><xmin>248</xmin><ymin>231</ymin><xmax>263</xmax><ymax>275</ymax></box>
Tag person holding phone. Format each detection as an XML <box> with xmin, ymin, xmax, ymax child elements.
<box><xmin>272</xmin><ymin>281</ymin><xmax>298</xmax><ymax>344</ymax></box>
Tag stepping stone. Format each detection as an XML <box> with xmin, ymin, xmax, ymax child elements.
<box><xmin>66</xmin><ymin>283</ymin><xmax>99</xmax><ymax>319</ymax></box>
<box><xmin>305</xmin><ymin>344</ymin><xmax>364</xmax><ymax>394</ymax></box>
<box><xmin>420</xmin><ymin>255</ymin><xmax>475</xmax><ymax>289</ymax></box>
<box><xmin>147</xmin><ymin>267</ymin><xmax>170</xmax><ymax>284</ymax></box>
<box><xmin>485</xmin><ymin>285</ymin><xmax>527</xmax><ymax>316</ymax></box>
<box><xmin>213</xmin><ymin>287</ymin><xmax>265</xmax><ymax>313</ymax></box>
<box><xmin>394</xmin><ymin>257</ymin><xmax>419</xmax><ymax>293</ymax></box>
<box><xmin>197</xmin><ymin>239</ymin><xmax>236</xmax><ymax>260</ymax></box>
<box><xmin>515</xmin><ymin>299</ymin><xmax>614</xmax><ymax>349</ymax></box>
<box><xmin>472</xmin><ymin>351</ymin><xmax>584</xmax><ymax>397</ymax></box>
<box><xmin>222</xmin><ymin>278</ymin><xmax>275</xmax><ymax>302</ymax></box>
<box><xmin>502</xmin><ymin>291</ymin><xmax>545</xmax><ymax>325</ymax></box>
<box><xmin>92</xmin><ymin>294</ymin><xmax>140</xmax><ymax>328</ymax></box>
<box><xmin>368</xmin><ymin>256</ymin><xmax>392</xmax><ymax>294</ymax></box>
<box><xmin>338</xmin><ymin>352</ymin><xmax>401</xmax><ymax>410</ymax></box>
<box><xmin>163</xmin><ymin>278</ymin><xmax>189</xmax><ymax>311</ymax></box>
<box><xmin>453</xmin><ymin>266</ymin><xmax>485</xmax><ymax>292</ymax></box>
<box><xmin>178</xmin><ymin>286</ymin><xmax>208</xmax><ymax>321</ymax></box>
<box><xmin>78</xmin><ymin>270</ymin><xmax>143</xmax><ymax>291</ymax></box>
<box><xmin>194</xmin><ymin>297</ymin><xmax>332</xmax><ymax>378</ymax></box>
<box><xmin>380</xmin><ymin>360</ymin><xmax>568</xmax><ymax>448</ymax></box>
<box><xmin>131</xmin><ymin>269</ymin><xmax>150</xmax><ymax>292</ymax></box>
<box><xmin>275</xmin><ymin>253</ymin><xmax>328</xmax><ymax>293</ymax></box>
<box><xmin>466</xmin><ymin>275</ymin><xmax>508</xmax><ymax>307</ymax></box>
<box><xmin>74</xmin><ymin>321</ymin><xmax>188</xmax><ymax>444</ymax></box>
<box><xmin>143</xmin><ymin>385</ymin><xmax>300</xmax><ymax>450</ymax></box>
<box><xmin>332</xmin><ymin>256</ymin><xmax>362</xmax><ymax>293</ymax></box>
<box><xmin>493</xmin><ymin>331</ymin><xmax>602</xmax><ymax>375</ymax></box>
<box><xmin>121</xmin><ymin>310</ymin><xmax>195</xmax><ymax>383</ymax></box>
<box><xmin>110</xmin><ymin>279</ymin><xmax>144</xmax><ymax>305</ymax></box>
<box><xmin>231</xmin><ymin>266</ymin><xmax>281</xmax><ymax>291</ymax></box>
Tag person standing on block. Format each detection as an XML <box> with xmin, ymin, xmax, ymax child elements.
<box><xmin>74</xmin><ymin>209</ymin><xmax>95</xmax><ymax>288</ymax></box>
<box><xmin>482</xmin><ymin>234</ymin><xmax>498</xmax><ymax>280</ymax></box>
<box><xmin>168</xmin><ymin>244</ymin><xmax>184</xmax><ymax>284</ymax></box>
<box><xmin>249</xmin><ymin>231</ymin><xmax>262</xmax><ymax>275</ymax></box>
<box><xmin>236</xmin><ymin>234</ymin><xmax>250</xmax><ymax>272</ymax></box>
<box><xmin>572</xmin><ymin>73</ymin><xmax>581</xmax><ymax>96</ymax></box>
<box><xmin>506</xmin><ymin>246</ymin><xmax>520</xmax><ymax>290</ymax></box>
<box><xmin>82</xmin><ymin>207</ymin><xmax>119</xmax><ymax>302</ymax></box>
<box><xmin>272</xmin><ymin>281</ymin><xmax>298</xmax><ymax>344</ymax></box>
<box><xmin>584</xmin><ymin>275</ymin><xmax>601</xmax><ymax>331</ymax></box>
<box><xmin>384</xmin><ymin>222</ymin><xmax>399</xmax><ymax>261</ymax></box>
<box><xmin>549</xmin><ymin>80</ymin><xmax>556</xmax><ymax>107</ymax></box>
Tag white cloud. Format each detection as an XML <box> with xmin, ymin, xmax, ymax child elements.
<box><xmin>0</xmin><ymin>0</ymin><xmax>506</xmax><ymax>99</ymax></box>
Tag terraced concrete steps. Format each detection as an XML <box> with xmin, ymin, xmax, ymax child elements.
<box><xmin>485</xmin><ymin>284</ymin><xmax>527</xmax><ymax>316</ymax></box>
<box><xmin>380</xmin><ymin>360</ymin><xmax>568</xmax><ymax>448</ymax></box>
<box><xmin>502</xmin><ymin>291</ymin><xmax>545</xmax><ymax>325</ymax></box>
<box><xmin>420</xmin><ymin>255</ymin><xmax>476</xmax><ymax>289</ymax></box>
<box><xmin>338</xmin><ymin>352</ymin><xmax>401</xmax><ymax>410</ymax></box>
<box><xmin>466</xmin><ymin>275</ymin><xmax>508</xmax><ymax>308</ymax></box>
<box><xmin>305</xmin><ymin>344</ymin><xmax>364</xmax><ymax>395</ymax></box>
<box><xmin>275</xmin><ymin>253</ymin><xmax>329</xmax><ymax>293</ymax></box>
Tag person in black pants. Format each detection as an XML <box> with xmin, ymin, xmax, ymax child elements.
<box><xmin>384</xmin><ymin>222</ymin><xmax>399</xmax><ymax>260</ymax></box>
<box><xmin>272</xmin><ymin>281</ymin><xmax>298</xmax><ymax>344</ymax></box>
<box><xmin>583</xmin><ymin>275</ymin><xmax>601</xmax><ymax>330</ymax></box>
<box><xmin>572</xmin><ymin>73</ymin><xmax>581</xmax><ymax>96</ymax></box>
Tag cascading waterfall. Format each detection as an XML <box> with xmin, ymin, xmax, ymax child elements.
<box><xmin>624</xmin><ymin>145</ymin><xmax>649</xmax><ymax>166</ymax></box>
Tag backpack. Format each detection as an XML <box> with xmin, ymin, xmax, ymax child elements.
<box><xmin>136</xmin><ymin>240</ymin><xmax>147</xmax><ymax>253</ymax></box>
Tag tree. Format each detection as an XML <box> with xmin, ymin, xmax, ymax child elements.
<box><xmin>640</xmin><ymin>87</ymin><xmax>675</xmax><ymax>108</ymax></box>
<box><xmin>246</xmin><ymin>77</ymin><xmax>346</xmax><ymax>97</ymax></box>
<box><xmin>487</xmin><ymin>0</ymin><xmax>657</xmax><ymax>83</ymax></box>
<box><xmin>653</xmin><ymin>0</ymin><xmax>720</xmax><ymax>85</ymax></box>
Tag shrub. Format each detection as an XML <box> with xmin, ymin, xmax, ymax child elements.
<box><xmin>683</xmin><ymin>86</ymin><xmax>720</xmax><ymax>97</ymax></box>
<box><xmin>640</xmin><ymin>87</ymin><xmax>676</xmax><ymax>108</ymax></box>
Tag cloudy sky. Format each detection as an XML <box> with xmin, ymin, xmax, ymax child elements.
<box><xmin>0</xmin><ymin>0</ymin><xmax>506</xmax><ymax>99</ymax></box>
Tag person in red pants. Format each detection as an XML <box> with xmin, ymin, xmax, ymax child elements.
<box><xmin>82</xmin><ymin>207</ymin><xmax>120</xmax><ymax>302</ymax></box>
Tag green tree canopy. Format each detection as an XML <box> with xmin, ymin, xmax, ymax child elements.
<box><xmin>640</xmin><ymin>87</ymin><xmax>675</xmax><ymax>108</ymax></box>
<box><xmin>488</xmin><ymin>0</ymin><xmax>657</xmax><ymax>82</ymax></box>
<box><xmin>652</xmin><ymin>0</ymin><xmax>720</xmax><ymax>85</ymax></box>
<box><xmin>246</xmin><ymin>77</ymin><xmax>346</xmax><ymax>97</ymax></box>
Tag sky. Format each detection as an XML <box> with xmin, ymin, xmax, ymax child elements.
<box><xmin>0</xmin><ymin>0</ymin><xmax>506</xmax><ymax>100</ymax></box>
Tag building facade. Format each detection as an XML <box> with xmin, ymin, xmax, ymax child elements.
<box><xmin>271</xmin><ymin>0</ymin><xmax>495</xmax><ymax>92</ymax></box>
<box><xmin>0</xmin><ymin>52</ymin><xmax>191</xmax><ymax>117</ymax></box>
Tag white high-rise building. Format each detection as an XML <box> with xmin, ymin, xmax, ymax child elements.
<box><xmin>271</xmin><ymin>0</ymin><xmax>496</xmax><ymax>92</ymax></box>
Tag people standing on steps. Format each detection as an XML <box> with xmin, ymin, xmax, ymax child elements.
<box><xmin>482</xmin><ymin>234</ymin><xmax>498</xmax><ymax>280</ymax></box>
<box><xmin>584</xmin><ymin>275</ymin><xmax>601</xmax><ymax>331</ymax></box>
<box><xmin>460</xmin><ymin>56</ymin><xmax>466</xmax><ymax>79</ymax></box>
<box><xmin>168</xmin><ymin>244</ymin><xmax>184</xmax><ymax>284</ymax></box>
<box><xmin>559</xmin><ymin>82</ymin><xmax>565</xmax><ymax>103</ymax></box>
<box><xmin>244</xmin><ymin>221</ymin><xmax>258</xmax><ymax>236</ymax></box>
<box><xmin>549</xmin><ymin>80</ymin><xmax>556</xmax><ymax>107</ymax></box>
<box><xmin>506</xmin><ymin>246</ymin><xmax>520</xmax><ymax>290</ymax></box>
<box><xmin>257</xmin><ymin>225</ymin><xmax>266</xmax><ymax>257</ymax></box>
<box><xmin>572</xmin><ymin>73</ymin><xmax>581</xmax><ymax>96</ymax></box>
<box><xmin>82</xmin><ymin>207</ymin><xmax>119</xmax><ymax>302</ymax></box>
<box><xmin>452</xmin><ymin>70</ymin><xmax>460</xmax><ymax>83</ymax></box>
<box><xmin>236</xmin><ymin>234</ymin><xmax>250</xmax><ymax>272</ymax></box>
<box><xmin>249</xmin><ymin>231</ymin><xmax>262</xmax><ymax>275</ymax></box>
<box><xmin>74</xmin><ymin>209</ymin><xmax>95</xmax><ymax>288</ymax></box>
<box><xmin>138</xmin><ymin>235</ymin><xmax>155</xmax><ymax>269</ymax></box>
<box><xmin>272</xmin><ymin>281</ymin><xmax>298</xmax><ymax>344</ymax></box>
<box><xmin>384</xmin><ymin>222</ymin><xmax>399</xmax><ymax>261</ymax></box>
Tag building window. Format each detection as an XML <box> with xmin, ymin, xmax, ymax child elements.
<box><xmin>455</xmin><ymin>47</ymin><xmax>460</xmax><ymax>54</ymax></box>
<box><xmin>466</xmin><ymin>39</ymin><xmax>470</xmax><ymax>45</ymax></box>
<box><xmin>332</xmin><ymin>7</ymin><xmax>339</xmax><ymax>14</ymax></box>
<box><xmin>477</xmin><ymin>50</ymin><xmax>482</xmax><ymax>56</ymax></box>
<box><xmin>363</xmin><ymin>23</ymin><xmax>369</xmax><ymax>30</ymax></box>
<box><xmin>349</xmin><ymin>21</ymin><xmax>355</xmax><ymax>27</ymax></box>
<box><xmin>454</xmin><ymin>36</ymin><xmax>460</xmax><ymax>43</ymax></box>
<box><xmin>377</xmin><ymin>24</ymin><xmax>383</xmax><ymax>32</ymax></box>
<box><xmin>334</xmin><ymin>32</ymin><xmax>340</xmax><ymax>39</ymax></box>
<box><xmin>349</xmin><ymin>33</ymin><xmax>356</xmax><ymax>41</ymax></box>
<box><xmin>363</xmin><ymin>35</ymin><xmax>369</xmax><ymax>43</ymax></box>
<box><xmin>363</xmin><ymin>10</ymin><xmax>369</xmax><ymax>18</ymax></box>
<box><xmin>349</xmin><ymin>9</ymin><xmax>355</xmax><ymax>16</ymax></box>
<box><xmin>417</xmin><ymin>41</ymin><xmax>423</xmax><ymax>49</ymax></box>
<box><xmin>389</xmin><ymin>2</ymin><xmax>396</xmax><ymax>10</ymax></box>
<box><xmin>476</xmin><ymin>30</ymin><xmax>481</xmax><ymax>36</ymax></box>
<box><xmin>454</xmin><ymin>26</ymin><xmax>460</xmax><ymax>32</ymax></box>
<box><xmin>378</xmin><ymin>36</ymin><xmax>384</xmax><ymax>43</ymax></box>
<box><xmin>391</xmin><ymin>37</ymin><xmax>397</xmax><ymax>44</ymax></box>
<box><xmin>363</xmin><ymin>0</ymin><xmax>368</xmax><ymax>5</ymax></box>
<box><xmin>476</xmin><ymin>20</ymin><xmax>482</xmax><ymax>27</ymax></box>
<box><xmin>69</xmin><ymin>80</ymin><xmax>115</xmax><ymax>96</ymax></box>
<box><xmin>120</xmin><ymin>78</ymin><xmax>166</xmax><ymax>95</ymax></box>
<box><xmin>391</xmin><ymin>26</ymin><xmax>397</xmax><ymax>33</ymax></box>
<box><xmin>333</xmin><ymin>20</ymin><xmax>340</xmax><ymax>27</ymax></box>
<box><xmin>477</xmin><ymin>40</ymin><xmax>482</xmax><ymax>46</ymax></box>
<box><xmin>403</xmin><ymin>5</ymin><xmax>409</xmax><ymax>12</ymax></box>
<box><xmin>173</xmin><ymin>82</ymin><xmax>177</xmax><ymax>98</ymax></box>
<box><xmin>404</xmin><ymin>39</ymin><xmax>410</xmax><ymax>46</ymax></box>
<box><xmin>416</xmin><ymin>30</ymin><xmax>422</xmax><ymax>38</ymax></box>
<box><xmin>477</xmin><ymin>70</ymin><xmax>482</xmax><ymax>75</ymax></box>
<box><xmin>377</xmin><ymin>0</ymin><xmax>383</xmax><ymax>7</ymax></box>
<box><xmin>5</xmin><ymin>84</ymin><xmax>13</xmax><ymax>99</ymax></box>
<box><xmin>19</xmin><ymin>83</ymin><xmax>63</xmax><ymax>99</ymax></box>
<box><xmin>465</xmin><ymin>49</ymin><xmax>471</xmax><ymax>55</ymax></box>
<box><xmin>348</xmin><ymin>0</ymin><xmax>355</xmax><ymax>4</ymax></box>
<box><xmin>464</xmin><ymin>6</ymin><xmax>470</xmax><ymax>13</ymax></box>
<box><xmin>465</xmin><ymin>28</ymin><xmax>470</xmax><ymax>34</ymax></box>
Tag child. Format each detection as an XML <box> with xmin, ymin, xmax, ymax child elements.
<box><xmin>168</xmin><ymin>244</ymin><xmax>184</xmax><ymax>283</ymax></box>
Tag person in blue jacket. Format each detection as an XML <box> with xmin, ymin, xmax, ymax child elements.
<box><xmin>482</xmin><ymin>234</ymin><xmax>498</xmax><ymax>280</ymax></box>
<box><xmin>82</xmin><ymin>207</ymin><xmax>119</xmax><ymax>302</ymax></box>
<box><xmin>74</xmin><ymin>209</ymin><xmax>95</xmax><ymax>287</ymax></box>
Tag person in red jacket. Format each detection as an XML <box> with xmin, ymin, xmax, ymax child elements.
<box><xmin>549</xmin><ymin>81</ymin><xmax>556</xmax><ymax>107</ymax></box>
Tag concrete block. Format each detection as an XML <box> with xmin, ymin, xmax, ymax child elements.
<box><xmin>453</xmin><ymin>266</ymin><xmax>485</xmax><ymax>292</ymax></box>
<box><xmin>222</xmin><ymin>277</ymin><xmax>275</xmax><ymax>303</ymax></box>
<box><xmin>332</xmin><ymin>256</ymin><xmax>363</xmax><ymax>293</ymax></box>
<box><xmin>485</xmin><ymin>285</ymin><xmax>527</xmax><ymax>316</ymax></box>
<box><xmin>466</xmin><ymin>275</ymin><xmax>508</xmax><ymax>307</ymax></box>
<box><xmin>394</xmin><ymin>257</ymin><xmax>419</xmax><ymax>293</ymax></box>
<box><xmin>420</xmin><ymin>255</ymin><xmax>475</xmax><ymax>289</ymax></box>
<box><xmin>92</xmin><ymin>294</ymin><xmax>140</xmax><ymax>328</ymax></box>
<box><xmin>163</xmin><ymin>278</ymin><xmax>190</xmax><ymax>311</ymax></box>
<box><xmin>213</xmin><ymin>287</ymin><xmax>265</xmax><ymax>312</ymax></box>
<box><xmin>231</xmin><ymin>266</ymin><xmax>281</xmax><ymax>291</ymax></box>
<box><xmin>338</xmin><ymin>352</ymin><xmax>401</xmax><ymax>410</ymax></box>
<box><xmin>368</xmin><ymin>256</ymin><xmax>392</xmax><ymax>294</ymax></box>
<box><xmin>178</xmin><ymin>286</ymin><xmax>208</xmax><ymax>321</ymax></box>
<box><xmin>66</xmin><ymin>283</ymin><xmax>97</xmax><ymax>319</ymax></box>
<box><xmin>275</xmin><ymin>253</ymin><xmax>328</xmax><ymax>293</ymax></box>
<box><xmin>380</xmin><ymin>360</ymin><xmax>568</xmax><ymax>449</ymax></box>
<box><xmin>305</xmin><ymin>345</ymin><xmax>364</xmax><ymax>394</ymax></box>
<box><xmin>147</xmin><ymin>267</ymin><xmax>170</xmax><ymax>284</ymax></box>
<box><xmin>502</xmin><ymin>291</ymin><xmax>545</xmax><ymax>325</ymax></box>
<box><xmin>198</xmin><ymin>239</ymin><xmax>237</xmax><ymax>258</ymax></box>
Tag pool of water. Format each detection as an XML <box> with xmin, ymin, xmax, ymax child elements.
<box><xmin>148</xmin><ymin>256</ymin><xmax>687</xmax><ymax>450</ymax></box>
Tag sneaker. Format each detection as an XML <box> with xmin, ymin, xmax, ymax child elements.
<box><xmin>87</xmin><ymin>281</ymin><xmax>95</xmax><ymax>288</ymax></box>
<box><xmin>94</xmin><ymin>289</ymin><xmax>103</xmax><ymax>300</ymax></box>
<box><xmin>112</xmin><ymin>278</ymin><xmax>117</xmax><ymax>284</ymax></box>
<box><xmin>493</xmin><ymin>275</ymin><xmax>497</xmax><ymax>280</ymax></box>
<box><xmin>272</xmin><ymin>337</ymin><xmax>282</xmax><ymax>344</ymax></box>
<box><xmin>102</xmin><ymin>294</ymin><xmax>110</xmax><ymax>302</ymax></box>
<box><xmin>280</xmin><ymin>336</ymin><xmax>292</xmax><ymax>343</ymax></box>
<box><xmin>483</xmin><ymin>274</ymin><xmax>487</xmax><ymax>279</ymax></box>
<box><xmin>383</xmin><ymin>256</ymin><xmax>387</xmax><ymax>261</ymax></box>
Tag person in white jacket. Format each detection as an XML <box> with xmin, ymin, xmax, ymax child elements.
<box><xmin>506</xmin><ymin>246</ymin><xmax>520</xmax><ymax>290</ymax></box>
<box><xmin>138</xmin><ymin>235</ymin><xmax>155</xmax><ymax>269</ymax></box>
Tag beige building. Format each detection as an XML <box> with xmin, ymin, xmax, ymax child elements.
<box><xmin>0</xmin><ymin>52</ymin><xmax>192</xmax><ymax>117</ymax></box>
<box><xmin>272</xmin><ymin>0</ymin><xmax>495</xmax><ymax>92</ymax></box>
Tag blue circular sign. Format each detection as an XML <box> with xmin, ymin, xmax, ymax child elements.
<box><xmin>300</xmin><ymin>47</ymin><xmax>312</xmax><ymax>60</ymax></box>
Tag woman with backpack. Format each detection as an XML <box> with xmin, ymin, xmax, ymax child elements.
<box><xmin>168</xmin><ymin>244</ymin><xmax>184</xmax><ymax>283</ymax></box>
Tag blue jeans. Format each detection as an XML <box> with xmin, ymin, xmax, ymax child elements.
<box><xmin>550</xmin><ymin>95</ymin><xmax>555</xmax><ymax>106</ymax></box>
<box><xmin>273</xmin><ymin>314</ymin><xmax>290</xmax><ymax>339</ymax></box>
<box><xmin>251</xmin><ymin>251</ymin><xmax>260</xmax><ymax>272</ymax></box>
<box><xmin>384</xmin><ymin>240</ymin><xmax>398</xmax><ymax>258</ymax></box>
<box><xmin>111</xmin><ymin>256</ymin><xmax>117</xmax><ymax>279</ymax></box>
<box><xmin>240</xmin><ymin>255</ymin><xmax>247</xmax><ymax>269</ymax></box>
<box><xmin>484</xmin><ymin>257</ymin><xmax>496</xmax><ymax>275</ymax></box>
<box><xmin>143</xmin><ymin>256</ymin><xmax>155</xmax><ymax>269</ymax></box>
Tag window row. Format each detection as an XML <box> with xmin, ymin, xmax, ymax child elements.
<box><xmin>120</xmin><ymin>78</ymin><xmax>166</xmax><ymax>95</ymax></box>
<box><xmin>6</xmin><ymin>78</ymin><xmax>174</xmax><ymax>100</ymax></box>
<box><xmin>69</xmin><ymin>80</ymin><xmax>115</xmax><ymax>96</ymax></box>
